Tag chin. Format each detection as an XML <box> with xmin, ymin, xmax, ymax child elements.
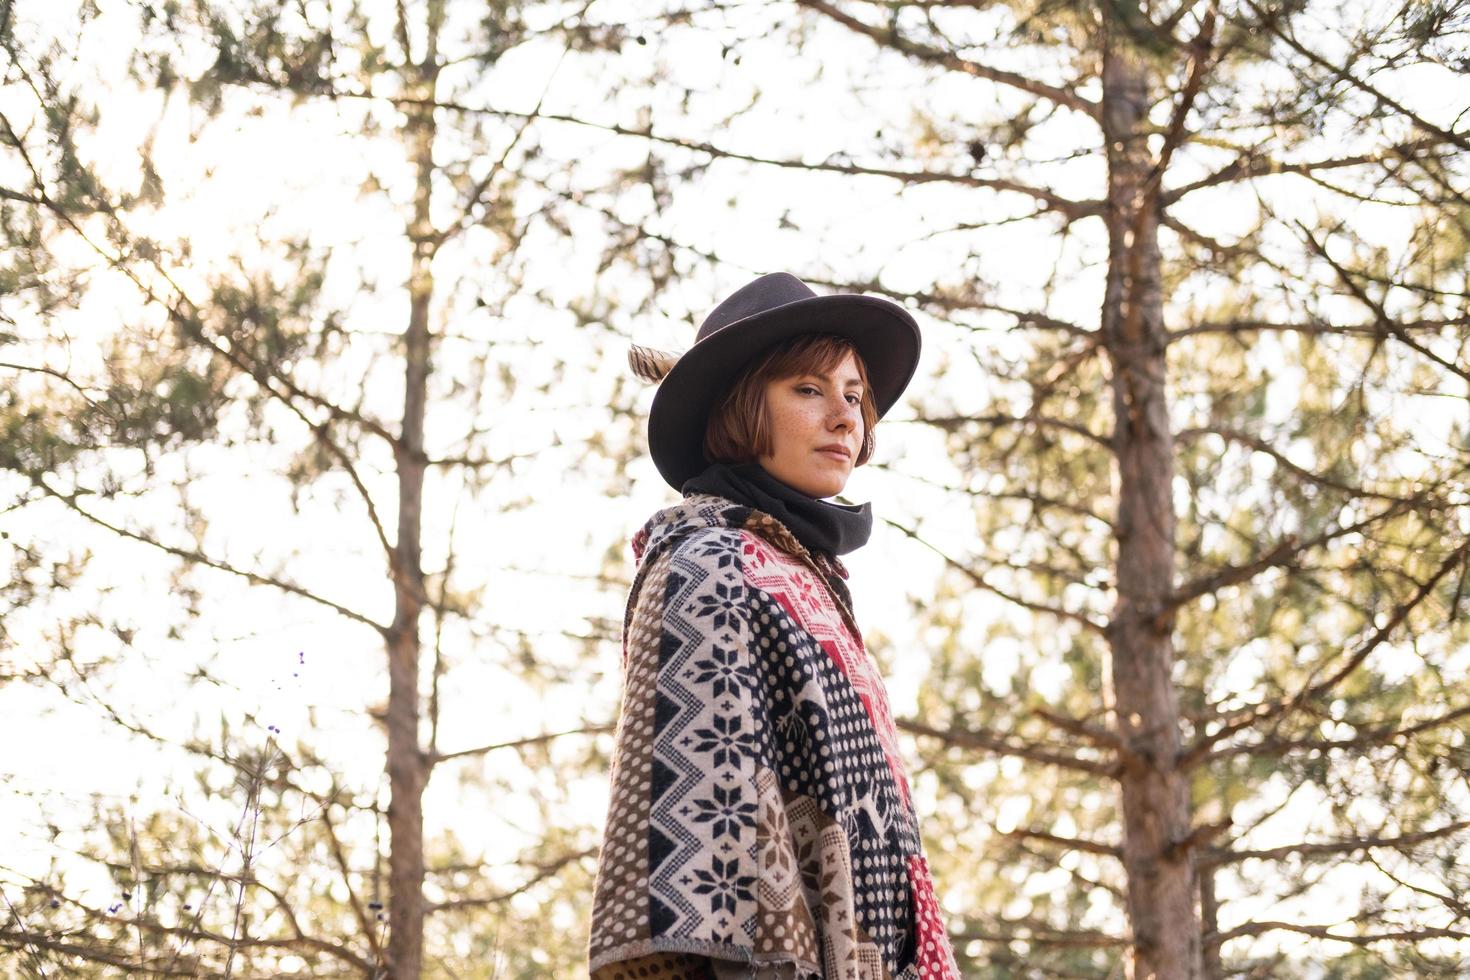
<box><xmin>797</xmin><ymin>474</ymin><xmax>848</xmax><ymax>498</ymax></box>
<box><xmin>759</xmin><ymin>457</ymin><xmax>850</xmax><ymax>498</ymax></box>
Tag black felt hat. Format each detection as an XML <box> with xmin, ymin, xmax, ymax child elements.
<box><xmin>629</xmin><ymin>272</ymin><xmax>922</xmax><ymax>491</ymax></box>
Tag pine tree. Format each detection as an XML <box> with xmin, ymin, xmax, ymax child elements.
<box><xmin>565</xmin><ymin>0</ymin><xmax>1470</xmax><ymax>975</ymax></box>
<box><xmin>1</xmin><ymin>0</ymin><xmax>652</xmax><ymax>974</ymax></box>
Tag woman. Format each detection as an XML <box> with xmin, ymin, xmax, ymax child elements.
<box><xmin>589</xmin><ymin>273</ymin><xmax>960</xmax><ymax>980</ymax></box>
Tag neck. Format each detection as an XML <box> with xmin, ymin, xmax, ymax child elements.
<box><xmin>681</xmin><ymin>460</ymin><xmax>874</xmax><ymax>557</ymax></box>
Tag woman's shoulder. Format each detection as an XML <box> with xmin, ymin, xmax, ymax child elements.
<box><xmin>661</xmin><ymin>524</ymin><xmax>756</xmax><ymax>580</ymax></box>
<box><xmin>633</xmin><ymin>494</ymin><xmax>822</xmax><ymax>588</ymax></box>
<box><xmin>634</xmin><ymin>493</ymin><xmax>744</xmax><ymax>554</ymax></box>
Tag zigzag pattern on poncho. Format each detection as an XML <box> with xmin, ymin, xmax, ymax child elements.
<box><xmin>589</xmin><ymin>494</ymin><xmax>961</xmax><ymax>980</ymax></box>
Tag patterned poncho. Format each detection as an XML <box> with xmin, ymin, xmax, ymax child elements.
<box><xmin>589</xmin><ymin>494</ymin><xmax>962</xmax><ymax>980</ymax></box>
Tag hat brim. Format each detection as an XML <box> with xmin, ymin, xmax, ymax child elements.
<box><xmin>647</xmin><ymin>293</ymin><xmax>921</xmax><ymax>491</ymax></box>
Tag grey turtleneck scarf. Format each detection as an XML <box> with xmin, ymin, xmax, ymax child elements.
<box><xmin>681</xmin><ymin>460</ymin><xmax>873</xmax><ymax>558</ymax></box>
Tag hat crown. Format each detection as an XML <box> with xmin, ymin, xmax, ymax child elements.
<box><xmin>697</xmin><ymin>273</ymin><xmax>816</xmax><ymax>342</ymax></box>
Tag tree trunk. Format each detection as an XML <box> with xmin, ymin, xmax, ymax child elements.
<box><xmin>1200</xmin><ymin>865</ymin><xmax>1223</xmax><ymax>979</ymax></box>
<box><xmin>385</xmin><ymin>51</ymin><xmax>440</xmax><ymax>980</ymax></box>
<box><xmin>1099</xmin><ymin>27</ymin><xmax>1204</xmax><ymax>980</ymax></box>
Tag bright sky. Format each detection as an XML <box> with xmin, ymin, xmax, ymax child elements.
<box><xmin>3</xmin><ymin>0</ymin><xmax>1468</xmax><ymax>967</ymax></box>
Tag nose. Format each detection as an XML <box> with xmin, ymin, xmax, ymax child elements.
<box><xmin>828</xmin><ymin>395</ymin><xmax>859</xmax><ymax>432</ymax></box>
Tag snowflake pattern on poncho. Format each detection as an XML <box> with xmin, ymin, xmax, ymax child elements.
<box><xmin>590</xmin><ymin>495</ymin><xmax>962</xmax><ymax>980</ymax></box>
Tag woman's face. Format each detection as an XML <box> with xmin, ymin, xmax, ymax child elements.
<box><xmin>757</xmin><ymin>350</ymin><xmax>866</xmax><ymax>498</ymax></box>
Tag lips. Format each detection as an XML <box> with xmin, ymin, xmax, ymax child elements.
<box><xmin>816</xmin><ymin>444</ymin><xmax>852</xmax><ymax>461</ymax></box>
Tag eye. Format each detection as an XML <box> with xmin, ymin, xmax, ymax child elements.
<box><xmin>797</xmin><ymin>384</ymin><xmax>821</xmax><ymax>396</ymax></box>
<box><xmin>845</xmin><ymin>393</ymin><xmax>861</xmax><ymax>405</ymax></box>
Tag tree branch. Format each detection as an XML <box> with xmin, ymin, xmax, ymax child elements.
<box><xmin>319</xmin><ymin>806</ymin><xmax>384</xmax><ymax>963</ymax></box>
<box><xmin>907</xmin><ymin>412</ymin><xmax>1113</xmax><ymax>449</ymax></box>
<box><xmin>35</xmin><ymin>475</ymin><xmax>388</xmax><ymax>633</ymax></box>
<box><xmin>1164</xmin><ymin>140</ymin><xmax>1442</xmax><ymax>204</ymax></box>
<box><xmin>1175</xmin><ymin>425</ymin><xmax>1430</xmax><ymax>505</ymax></box>
<box><xmin>1198</xmin><ymin>704</ymin><xmax>1470</xmax><ymax>767</ymax></box>
<box><xmin>1179</xmin><ymin>536</ymin><xmax>1470</xmax><ymax>767</ymax></box>
<box><xmin>1001</xmin><ymin>826</ymin><xmax>1121</xmax><ymax>858</ymax></box>
<box><xmin>794</xmin><ymin>0</ymin><xmax>1101</xmax><ymax>120</ymax></box>
<box><xmin>0</xmin><ymin>879</ymin><xmax>376</xmax><ymax>974</ymax></box>
<box><xmin>355</xmin><ymin>91</ymin><xmax>1103</xmax><ymax>218</ymax></box>
<box><xmin>897</xmin><ymin>717</ymin><xmax>1118</xmax><ymax>776</ymax></box>
<box><xmin>1296</xmin><ymin>222</ymin><xmax>1470</xmax><ymax>386</ymax></box>
<box><xmin>1210</xmin><ymin>919</ymin><xmax>1470</xmax><ymax>947</ymax></box>
<box><xmin>1240</xmin><ymin>0</ymin><xmax>1470</xmax><ymax>153</ymax></box>
<box><xmin>802</xmin><ymin>276</ymin><xmax>1098</xmax><ymax>338</ymax></box>
<box><xmin>1030</xmin><ymin>705</ymin><xmax>1135</xmax><ymax>759</ymax></box>
<box><xmin>883</xmin><ymin>518</ymin><xmax>1111</xmax><ymax>636</ymax></box>
<box><xmin>1160</xmin><ymin>497</ymin><xmax>1419</xmax><ymax>622</ymax></box>
<box><xmin>1167</xmin><ymin>314</ymin><xmax>1469</xmax><ymax>341</ymax></box>
<box><xmin>1150</xmin><ymin>0</ymin><xmax>1217</xmax><ymax>188</ymax></box>
<box><xmin>428</xmin><ymin>44</ymin><xmax>564</xmax><ymax>250</ymax></box>
<box><xmin>424</xmin><ymin>847</ymin><xmax>597</xmax><ymax>913</ymax></box>
<box><xmin>429</xmin><ymin>724</ymin><xmax>613</xmax><ymax>766</ymax></box>
<box><xmin>954</xmin><ymin>922</ymin><xmax>1127</xmax><ymax>948</ymax></box>
<box><xmin>0</xmin><ymin>107</ymin><xmax>402</xmax><ymax>453</ymax></box>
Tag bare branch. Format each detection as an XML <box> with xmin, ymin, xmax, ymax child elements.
<box><xmin>1030</xmin><ymin>705</ymin><xmax>1133</xmax><ymax>758</ymax></box>
<box><xmin>424</xmin><ymin>847</ymin><xmax>597</xmax><ymax>913</ymax></box>
<box><xmin>1175</xmin><ymin>425</ymin><xmax>1430</xmax><ymax>505</ymax></box>
<box><xmin>794</xmin><ymin>0</ymin><xmax>1101</xmax><ymax>120</ymax></box>
<box><xmin>429</xmin><ymin>44</ymin><xmax>566</xmax><ymax>250</ymax></box>
<box><xmin>356</xmin><ymin>91</ymin><xmax>1103</xmax><ymax>218</ymax></box>
<box><xmin>2</xmin><ymin>97</ymin><xmax>402</xmax><ymax>574</ymax></box>
<box><xmin>1211</xmin><ymin>919</ymin><xmax>1470</xmax><ymax>947</ymax></box>
<box><xmin>1160</xmin><ymin>498</ymin><xmax>1420</xmax><ymax>621</ymax></box>
<box><xmin>0</xmin><ymin>877</ymin><xmax>376</xmax><ymax>974</ymax></box>
<box><xmin>429</xmin><ymin>724</ymin><xmax>613</xmax><ymax>766</ymax></box>
<box><xmin>0</xmin><ymin>185</ymin><xmax>48</xmax><ymax>205</ymax></box>
<box><xmin>803</xmin><ymin>276</ymin><xmax>1098</xmax><ymax>338</ymax></box>
<box><xmin>897</xmin><ymin>717</ymin><xmax>1118</xmax><ymax>776</ymax></box>
<box><xmin>1167</xmin><ymin>314</ymin><xmax>1470</xmax><ymax>341</ymax></box>
<box><xmin>883</xmin><ymin>518</ymin><xmax>1111</xmax><ymax>635</ymax></box>
<box><xmin>1163</xmin><ymin>817</ymin><xmax>1232</xmax><ymax>861</ymax></box>
<box><xmin>1240</xmin><ymin>0</ymin><xmax>1470</xmax><ymax>153</ymax></box>
<box><xmin>954</xmin><ymin>922</ymin><xmax>1127</xmax><ymax>949</ymax></box>
<box><xmin>1297</xmin><ymin>222</ymin><xmax>1470</xmax><ymax>386</ymax></box>
<box><xmin>1180</xmin><ymin>537</ymin><xmax>1470</xmax><ymax>767</ymax></box>
<box><xmin>0</xmin><ymin>108</ymin><xmax>401</xmax><ymax>452</ymax></box>
<box><xmin>319</xmin><ymin>806</ymin><xmax>384</xmax><ymax>963</ymax></box>
<box><xmin>905</xmin><ymin>412</ymin><xmax>1113</xmax><ymax>450</ymax></box>
<box><xmin>1199</xmin><ymin>704</ymin><xmax>1470</xmax><ymax>767</ymax></box>
<box><xmin>34</xmin><ymin>475</ymin><xmax>388</xmax><ymax>633</ymax></box>
<box><xmin>1001</xmin><ymin>827</ymin><xmax>1121</xmax><ymax>858</ymax></box>
<box><xmin>425</xmin><ymin>448</ymin><xmax>541</xmax><ymax>470</ymax></box>
<box><xmin>1150</xmin><ymin>1</ymin><xmax>1217</xmax><ymax>188</ymax></box>
<box><xmin>0</xmin><ymin>360</ymin><xmax>110</xmax><ymax>410</ymax></box>
<box><xmin>1164</xmin><ymin>140</ymin><xmax>1442</xmax><ymax>204</ymax></box>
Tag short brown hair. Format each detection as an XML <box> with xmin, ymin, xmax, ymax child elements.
<box><xmin>704</xmin><ymin>333</ymin><xmax>878</xmax><ymax>467</ymax></box>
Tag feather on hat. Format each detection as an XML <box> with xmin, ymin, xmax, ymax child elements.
<box><xmin>627</xmin><ymin>343</ymin><xmax>681</xmax><ymax>384</ymax></box>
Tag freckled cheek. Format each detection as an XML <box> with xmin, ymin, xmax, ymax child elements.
<box><xmin>766</xmin><ymin>410</ymin><xmax>801</xmax><ymax>459</ymax></box>
<box><xmin>773</xmin><ymin>404</ymin><xmax>818</xmax><ymax>437</ymax></box>
<box><xmin>793</xmin><ymin>407</ymin><xmax>828</xmax><ymax>441</ymax></box>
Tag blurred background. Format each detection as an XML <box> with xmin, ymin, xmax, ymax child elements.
<box><xmin>1</xmin><ymin>0</ymin><xmax>1467</xmax><ymax>976</ymax></box>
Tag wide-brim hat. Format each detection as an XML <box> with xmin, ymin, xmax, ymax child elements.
<box><xmin>630</xmin><ymin>272</ymin><xmax>921</xmax><ymax>491</ymax></box>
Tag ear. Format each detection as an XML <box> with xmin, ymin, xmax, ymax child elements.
<box><xmin>628</xmin><ymin>344</ymin><xmax>681</xmax><ymax>383</ymax></box>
